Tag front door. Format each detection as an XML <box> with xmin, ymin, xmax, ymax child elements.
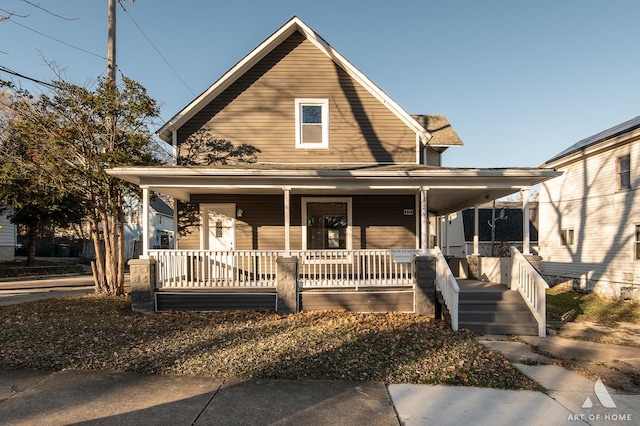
<box><xmin>202</xmin><ymin>204</ymin><xmax>236</xmax><ymax>282</ymax></box>
<box><xmin>202</xmin><ymin>203</ymin><xmax>236</xmax><ymax>251</ymax></box>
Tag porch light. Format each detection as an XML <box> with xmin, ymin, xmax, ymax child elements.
<box><xmin>237</xmin><ymin>209</ymin><xmax>244</xmax><ymax>218</ymax></box>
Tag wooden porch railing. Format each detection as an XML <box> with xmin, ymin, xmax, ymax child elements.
<box><xmin>149</xmin><ymin>250</ymin><xmax>279</xmax><ymax>289</ymax></box>
<box><xmin>429</xmin><ymin>247</ymin><xmax>460</xmax><ymax>331</ymax></box>
<box><xmin>148</xmin><ymin>249</ymin><xmax>418</xmax><ymax>290</ymax></box>
<box><xmin>292</xmin><ymin>249</ymin><xmax>418</xmax><ymax>289</ymax></box>
<box><xmin>510</xmin><ymin>246</ymin><xmax>548</xmax><ymax>337</ymax></box>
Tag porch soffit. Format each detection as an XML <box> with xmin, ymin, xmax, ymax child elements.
<box><xmin>107</xmin><ymin>166</ymin><xmax>560</xmax><ymax>215</ymax></box>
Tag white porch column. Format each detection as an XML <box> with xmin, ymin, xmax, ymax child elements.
<box><xmin>142</xmin><ymin>186</ymin><xmax>150</xmax><ymax>258</ymax></box>
<box><xmin>420</xmin><ymin>188</ymin><xmax>429</xmax><ymax>252</ymax></box>
<box><xmin>473</xmin><ymin>204</ymin><xmax>479</xmax><ymax>255</ymax></box>
<box><xmin>522</xmin><ymin>188</ymin><xmax>531</xmax><ymax>255</ymax></box>
<box><xmin>283</xmin><ymin>187</ymin><xmax>291</xmax><ymax>255</ymax></box>
<box><xmin>444</xmin><ymin>214</ymin><xmax>450</xmax><ymax>256</ymax></box>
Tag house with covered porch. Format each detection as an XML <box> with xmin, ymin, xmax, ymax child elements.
<box><xmin>109</xmin><ymin>17</ymin><xmax>559</xmax><ymax>335</ymax></box>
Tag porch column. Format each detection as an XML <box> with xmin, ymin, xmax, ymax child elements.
<box><xmin>420</xmin><ymin>188</ymin><xmax>429</xmax><ymax>252</ymax></box>
<box><xmin>522</xmin><ymin>188</ymin><xmax>531</xmax><ymax>255</ymax></box>
<box><xmin>142</xmin><ymin>186</ymin><xmax>150</xmax><ymax>258</ymax></box>
<box><xmin>444</xmin><ymin>214</ymin><xmax>450</xmax><ymax>256</ymax></box>
<box><xmin>283</xmin><ymin>187</ymin><xmax>291</xmax><ymax>255</ymax></box>
<box><xmin>473</xmin><ymin>204</ymin><xmax>479</xmax><ymax>255</ymax></box>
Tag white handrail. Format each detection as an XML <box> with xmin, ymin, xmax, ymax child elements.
<box><xmin>430</xmin><ymin>247</ymin><xmax>460</xmax><ymax>331</ymax></box>
<box><xmin>510</xmin><ymin>246</ymin><xmax>548</xmax><ymax>337</ymax></box>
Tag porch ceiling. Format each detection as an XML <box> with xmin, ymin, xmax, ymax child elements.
<box><xmin>107</xmin><ymin>165</ymin><xmax>560</xmax><ymax>216</ymax></box>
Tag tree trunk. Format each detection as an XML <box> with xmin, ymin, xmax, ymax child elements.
<box><xmin>90</xmin><ymin>214</ymin><xmax>107</xmax><ymax>293</ymax></box>
<box><xmin>116</xmin><ymin>192</ymin><xmax>126</xmax><ymax>296</ymax></box>
<box><xmin>25</xmin><ymin>225</ymin><xmax>38</xmax><ymax>267</ymax></box>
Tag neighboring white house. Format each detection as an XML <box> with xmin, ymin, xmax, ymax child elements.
<box><xmin>124</xmin><ymin>197</ymin><xmax>174</xmax><ymax>256</ymax></box>
<box><xmin>0</xmin><ymin>208</ymin><xmax>16</xmax><ymax>261</ymax></box>
<box><xmin>539</xmin><ymin>115</ymin><xmax>640</xmax><ymax>300</ymax></box>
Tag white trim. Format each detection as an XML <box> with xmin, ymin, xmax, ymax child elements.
<box><xmin>295</xmin><ymin>98</ymin><xmax>329</xmax><ymax>149</ymax></box>
<box><xmin>301</xmin><ymin>197</ymin><xmax>352</xmax><ymax>250</ymax></box>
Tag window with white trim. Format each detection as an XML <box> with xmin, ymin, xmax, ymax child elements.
<box><xmin>302</xmin><ymin>197</ymin><xmax>351</xmax><ymax>250</ymax></box>
<box><xmin>617</xmin><ymin>154</ymin><xmax>631</xmax><ymax>190</ymax></box>
<box><xmin>561</xmin><ymin>228</ymin><xmax>574</xmax><ymax>246</ymax></box>
<box><xmin>295</xmin><ymin>99</ymin><xmax>329</xmax><ymax>149</ymax></box>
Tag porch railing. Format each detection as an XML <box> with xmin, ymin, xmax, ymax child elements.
<box><xmin>510</xmin><ymin>246</ymin><xmax>548</xmax><ymax>337</ymax></box>
<box><xmin>149</xmin><ymin>250</ymin><xmax>279</xmax><ymax>289</ymax></box>
<box><xmin>292</xmin><ymin>249</ymin><xmax>418</xmax><ymax>289</ymax></box>
<box><xmin>430</xmin><ymin>247</ymin><xmax>459</xmax><ymax>331</ymax></box>
<box><xmin>149</xmin><ymin>249</ymin><xmax>418</xmax><ymax>290</ymax></box>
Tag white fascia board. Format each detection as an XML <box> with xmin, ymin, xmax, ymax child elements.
<box><xmin>157</xmin><ymin>17</ymin><xmax>432</xmax><ymax>144</ymax></box>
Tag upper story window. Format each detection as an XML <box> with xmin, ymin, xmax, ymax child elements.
<box><xmin>295</xmin><ymin>99</ymin><xmax>329</xmax><ymax>149</ymax></box>
<box><xmin>617</xmin><ymin>154</ymin><xmax>631</xmax><ymax>190</ymax></box>
<box><xmin>561</xmin><ymin>228</ymin><xmax>574</xmax><ymax>246</ymax></box>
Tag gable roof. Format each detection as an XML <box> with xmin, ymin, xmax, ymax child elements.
<box><xmin>151</xmin><ymin>197</ymin><xmax>173</xmax><ymax>217</ymax></box>
<box><xmin>543</xmin><ymin>115</ymin><xmax>640</xmax><ymax>166</ymax></box>
<box><xmin>157</xmin><ymin>16</ymin><xmax>432</xmax><ymax>145</ymax></box>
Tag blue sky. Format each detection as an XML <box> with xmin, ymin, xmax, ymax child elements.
<box><xmin>1</xmin><ymin>0</ymin><xmax>639</xmax><ymax>168</ymax></box>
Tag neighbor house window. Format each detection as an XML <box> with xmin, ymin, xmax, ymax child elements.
<box><xmin>295</xmin><ymin>99</ymin><xmax>329</xmax><ymax>149</ymax></box>
<box><xmin>635</xmin><ymin>225</ymin><xmax>640</xmax><ymax>260</ymax></box>
<box><xmin>617</xmin><ymin>154</ymin><xmax>631</xmax><ymax>190</ymax></box>
<box><xmin>302</xmin><ymin>198</ymin><xmax>351</xmax><ymax>250</ymax></box>
<box><xmin>561</xmin><ymin>228</ymin><xmax>574</xmax><ymax>246</ymax></box>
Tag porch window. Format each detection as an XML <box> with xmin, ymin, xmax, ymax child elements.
<box><xmin>561</xmin><ymin>228</ymin><xmax>574</xmax><ymax>246</ymax></box>
<box><xmin>295</xmin><ymin>99</ymin><xmax>329</xmax><ymax>149</ymax></box>
<box><xmin>617</xmin><ymin>154</ymin><xmax>631</xmax><ymax>190</ymax></box>
<box><xmin>302</xmin><ymin>198</ymin><xmax>352</xmax><ymax>250</ymax></box>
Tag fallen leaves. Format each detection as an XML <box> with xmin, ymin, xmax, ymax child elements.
<box><xmin>0</xmin><ymin>294</ymin><xmax>539</xmax><ymax>390</ymax></box>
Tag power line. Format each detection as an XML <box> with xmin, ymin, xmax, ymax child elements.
<box><xmin>118</xmin><ymin>1</ymin><xmax>195</xmax><ymax>96</ymax></box>
<box><xmin>0</xmin><ymin>64</ymin><xmax>58</xmax><ymax>88</ymax></box>
<box><xmin>8</xmin><ymin>17</ymin><xmax>107</xmax><ymax>60</ymax></box>
<box><xmin>19</xmin><ymin>0</ymin><xmax>79</xmax><ymax>21</ymax></box>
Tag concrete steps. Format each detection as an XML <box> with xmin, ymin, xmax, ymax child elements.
<box><xmin>455</xmin><ymin>280</ymin><xmax>538</xmax><ymax>336</ymax></box>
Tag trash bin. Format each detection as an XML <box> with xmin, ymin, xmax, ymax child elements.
<box><xmin>56</xmin><ymin>244</ymin><xmax>71</xmax><ymax>257</ymax></box>
<box><xmin>48</xmin><ymin>243</ymin><xmax>57</xmax><ymax>257</ymax></box>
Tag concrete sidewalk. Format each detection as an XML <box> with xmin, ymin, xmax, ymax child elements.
<box><xmin>3</xmin><ymin>367</ymin><xmax>636</xmax><ymax>425</ymax></box>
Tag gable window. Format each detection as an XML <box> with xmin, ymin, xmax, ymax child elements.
<box><xmin>617</xmin><ymin>154</ymin><xmax>631</xmax><ymax>190</ymax></box>
<box><xmin>561</xmin><ymin>228</ymin><xmax>574</xmax><ymax>246</ymax></box>
<box><xmin>635</xmin><ymin>225</ymin><xmax>640</xmax><ymax>260</ymax></box>
<box><xmin>302</xmin><ymin>197</ymin><xmax>351</xmax><ymax>250</ymax></box>
<box><xmin>295</xmin><ymin>99</ymin><xmax>329</xmax><ymax>149</ymax></box>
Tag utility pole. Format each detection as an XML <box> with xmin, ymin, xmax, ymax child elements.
<box><xmin>107</xmin><ymin>0</ymin><xmax>116</xmax><ymax>81</ymax></box>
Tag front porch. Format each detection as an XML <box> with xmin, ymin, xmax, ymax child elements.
<box><xmin>130</xmin><ymin>246</ymin><xmax>548</xmax><ymax>336</ymax></box>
